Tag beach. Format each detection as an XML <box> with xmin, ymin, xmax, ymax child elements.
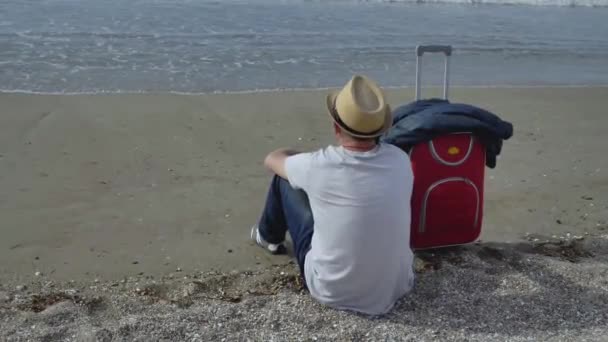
<box><xmin>3</xmin><ymin>0</ymin><xmax>608</xmax><ymax>339</ymax></box>
<box><xmin>1</xmin><ymin>87</ymin><xmax>608</xmax><ymax>340</ymax></box>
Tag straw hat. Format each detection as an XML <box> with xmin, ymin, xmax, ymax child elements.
<box><xmin>326</xmin><ymin>75</ymin><xmax>391</xmax><ymax>138</ymax></box>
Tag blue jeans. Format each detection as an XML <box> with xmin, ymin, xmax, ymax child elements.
<box><xmin>258</xmin><ymin>175</ymin><xmax>314</xmax><ymax>278</ymax></box>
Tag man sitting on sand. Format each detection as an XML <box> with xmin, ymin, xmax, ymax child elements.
<box><xmin>250</xmin><ymin>75</ymin><xmax>415</xmax><ymax>315</ymax></box>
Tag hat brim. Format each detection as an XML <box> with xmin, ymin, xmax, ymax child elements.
<box><xmin>326</xmin><ymin>91</ymin><xmax>392</xmax><ymax>139</ymax></box>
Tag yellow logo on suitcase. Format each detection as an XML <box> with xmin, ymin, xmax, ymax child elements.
<box><xmin>448</xmin><ymin>146</ymin><xmax>460</xmax><ymax>155</ymax></box>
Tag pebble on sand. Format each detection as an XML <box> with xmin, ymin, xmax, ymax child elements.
<box><xmin>1</xmin><ymin>293</ymin><xmax>10</xmax><ymax>303</ymax></box>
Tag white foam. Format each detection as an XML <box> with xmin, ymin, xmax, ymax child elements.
<box><xmin>274</xmin><ymin>58</ymin><xmax>299</xmax><ymax>65</ymax></box>
<box><xmin>15</xmin><ymin>31</ymin><xmax>42</xmax><ymax>40</ymax></box>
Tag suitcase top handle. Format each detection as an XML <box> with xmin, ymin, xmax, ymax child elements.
<box><xmin>415</xmin><ymin>45</ymin><xmax>452</xmax><ymax>101</ymax></box>
<box><xmin>416</xmin><ymin>45</ymin><xmax>452</xmax><ymax>57</ymax></box>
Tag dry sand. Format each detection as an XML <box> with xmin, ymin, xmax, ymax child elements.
<box><xmin>1</xmin><ymin>87</ymin><xmax>608</xmax><ymax>340</ymax></box>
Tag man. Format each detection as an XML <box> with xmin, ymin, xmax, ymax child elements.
<box><xmin>250</xmin><ymin>75</ymin><xmax>415</xmax><ymax>315</ymax></box>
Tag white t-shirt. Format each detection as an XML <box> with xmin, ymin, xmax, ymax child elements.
<box><xmin>284</xmin><ymin>143</ymin><xmax>415</xmax><ymax>315</ymax></box>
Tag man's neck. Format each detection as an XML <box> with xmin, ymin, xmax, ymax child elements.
<box><xmin>341</xmin><ymin>141</ymin><xmax>378</xmax><ymax>152</ymax></box>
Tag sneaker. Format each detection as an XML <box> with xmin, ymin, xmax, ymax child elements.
<box><xmin>250</xmin><ymin>224</ymin><xmax>287</xmax><ymax>255</ymax></box>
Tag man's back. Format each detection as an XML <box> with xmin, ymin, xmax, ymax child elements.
<box><xmin>284</xmin><ymin>143</ymin><xmax>415</xmax><ymax>315</ymax></box>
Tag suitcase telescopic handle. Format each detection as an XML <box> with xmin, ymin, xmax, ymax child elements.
<box><xmin>415</xmin><ymin>45</ymin><xmax>452</xmax><ymax>101</ymax></box>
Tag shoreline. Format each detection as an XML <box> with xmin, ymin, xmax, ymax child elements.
<box><xmin>2</xmin><ymin>84</ymin><xmax>608</xmax><ymax>96</ymax></box>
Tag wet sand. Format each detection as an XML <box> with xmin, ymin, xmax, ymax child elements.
<box><xmin>0</xmin><ymin>87</ymin><xmax>607</xmax><ymax>284</ymax></box>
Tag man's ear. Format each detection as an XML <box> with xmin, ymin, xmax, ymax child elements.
<box><xmin>333</xmin><ymin>122</ymin><xmax>341</xmax><ymax>136</ymax></box>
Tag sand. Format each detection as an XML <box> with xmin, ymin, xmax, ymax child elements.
<box><xmin>1</xmin><ymin>87</ymin><xmax>608</xmax><ymax>340</ymax></box>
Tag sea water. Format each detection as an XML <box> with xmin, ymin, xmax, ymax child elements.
<box><xmin>1</xmin><ymin>0</ymin><xmax>607</xmax><ymax>93</ymax></box>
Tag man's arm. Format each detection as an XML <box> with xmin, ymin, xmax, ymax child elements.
<box><xmin>264</xmin><ymin>148</ymin><xmax>301</xmax><ymax>179</ymax></box>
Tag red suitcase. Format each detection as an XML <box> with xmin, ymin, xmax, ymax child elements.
<box><xmin>409</xmin><ymin>45</ymin><xmax>485</xmax><ymax>249</ymax></box>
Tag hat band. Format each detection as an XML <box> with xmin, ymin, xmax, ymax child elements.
<box><xmin>330</xmin><ymin>100</ymin><xmax>384</xmax><ymax>137</ymax></box>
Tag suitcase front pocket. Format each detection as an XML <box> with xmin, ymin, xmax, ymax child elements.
<box><xmin>419</xmin><ymin>177</ymin><xmax>480</xmax><ymax>234</ymax></box>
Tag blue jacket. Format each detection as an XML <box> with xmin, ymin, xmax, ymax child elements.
<box><xmin>381</xmin><ymin>99</ymin><xmax>513</xmax><ymax>168</ymax></box>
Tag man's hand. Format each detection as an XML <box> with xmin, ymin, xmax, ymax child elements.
<box><xmin>264</xmin><ymin>148</ymin><xmax>300</xmax><ymax>179</ymax></box>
